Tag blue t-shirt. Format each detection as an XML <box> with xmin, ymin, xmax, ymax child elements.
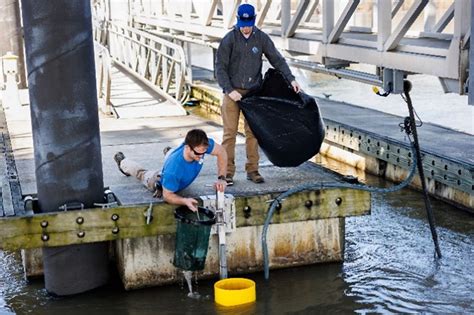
<box><xmin>161</xmin><ymin>138</ymin><xmax>215</xmax><ymax>192</ymax></box>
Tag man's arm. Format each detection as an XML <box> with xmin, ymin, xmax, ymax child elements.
<box><xmin>162</xmin><ymin>188</ymin><xmax>199</xmax><ymax>212</ymax></box>
<box><xmin>262</xmin><ymin>33</ymin><xmax>301</xmax><ymax>93</ymax></box>
<box><xmin>210</xmin><ymin>142</ymin><xmax>228</xmax><ymax>192</ymax></box>
<box><xmin>215</xmin><ymin>35</ymin><xmax>235</xmax><ymax>95</ymax></box>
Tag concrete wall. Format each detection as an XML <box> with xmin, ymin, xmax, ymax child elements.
<box><xmin>115</xmin><ymin>218</ymin><xmax>344</xmax><ymax>290</ymax></box>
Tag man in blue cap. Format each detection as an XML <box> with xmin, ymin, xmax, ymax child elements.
<box><xmin>215</xmin><ymin>3</ymin><xmax>301</xmax><ymax>186</ymax></box>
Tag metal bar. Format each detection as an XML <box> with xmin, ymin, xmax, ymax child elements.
<box><xmin>281</xmin><ymin>0</ymin><xmax>291</xmax><ymax>36</ymax></box>
<box><xmin>322</xmin><ymin>0</ymin><xmax>334</xmax><ymax>43</ymax></box>
<box><xmin>284</xmin><ymin>0</ymin><xmax>311</xmax><ymax>38</ymax></box>
<box><xmin>224</xmin><ymin>0</ymin><xmax>241</xmax><ymax>30</ymax></box>
<box><xmin>432</xmin><ymin>2</ymin><xmax>454</xmax><ymax>33</ymax></box>
<box><xmin>257</xmin><ymin>0</ymin><xmax>273</xmax><ymax>28</ymax></box>
<box><xmin>328</xmin><ymin>0</ymin><xmax>361</xmax><ymax>44</ymax></box>
<box><xmin>391</xmin><ymin>0</ymin><xmax>404</xmax><ymax>18</ymax></box>
<box><xmin>384</xmin><ymin>0</ymin><xmax>429</xmax><ymax>51</ymax></box>
<box><xmin>378</xmin><ymin>0</ymin><xmax>392</xmax><ymax>51</ymax></box>
<box><xmin>302</xmin><ymin>0</ymin><xmax>319</xmax><ymax>23</ymax></box>
<box><xmin>204</xmin><ymin>0</ymin><xmax>219</xmax><ymax>26</ymax></box>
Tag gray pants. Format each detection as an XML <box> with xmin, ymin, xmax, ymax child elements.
<box><xmin>120</xmin><ymin>158</ymin><xmax>160</xmax><ymax>191</ymax></box>
<box><xmin>120</xmin><ymin>148</ymin><xmax>173</xmax><ymax>191</ymax></box>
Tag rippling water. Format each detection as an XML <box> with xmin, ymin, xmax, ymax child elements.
<box><xmin>1</xmin><ymin>170</ymin><xmax>473</xmax><ymax>314</ymax></box>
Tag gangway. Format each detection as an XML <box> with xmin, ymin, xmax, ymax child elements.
<box><xmin>103</xmin><ymin>0</ymin><xmax>472</xmax><ymax>101</ymax></box>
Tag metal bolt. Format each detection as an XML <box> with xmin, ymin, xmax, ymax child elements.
<box><xmin>77</xmin><ymin>231</ymin><xmax>85</xmax><ymax>238</ymax></box>
<box><xmin>41</xmin><ymin>234</ymin><xmax>49</xmax><ymax>242</ymax></box>
<box><xmin>275</xmin><ymin>202</ymin><xmax>282</xmax><ymax>214</ymax></box>
<box><xmin>335</xmin><ymin>197</ymin><xmax>342</xmax><ymax>206</ymax></box>
<box><xmin>112</xmin><ymin>227</ymin><xmax>120</xmax><ymax>234</ymax></box>
<box><xmin>305</xmin><ymin>200</ymin><xmax>313</xmax><ymax>208</ymax></box>
<box><xmin>111</xmin><ymin>214</ymin><xmax>119</xmax><ymax>221</ymax></box>
<box><xmin>243</xmin><ymin>206</ymin><xmax>251</xmax><ymax>219</ymax></box>
<box><xmin>40</xmin><ymin>220</ymin><xmax>48</xmax><ymax>228</ymax></box>
<box><xmin>76</xmin><ymin>217</ymin><xmax>84</xmax><ymax>225</ymax></box>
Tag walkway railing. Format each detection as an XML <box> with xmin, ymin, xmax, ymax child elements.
<box><xmin>130</xmin><ymin>0</ymin><xmax>471</xmax><ymax>99</ymax></box>
<box><xmin>107</xmin><ymin>22</ymin><xmax>189</xmax><ymax>104</ymax></box>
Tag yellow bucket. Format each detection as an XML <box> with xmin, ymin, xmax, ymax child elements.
<box><xmin>214</xmin><ymin>278</ymin><xmax>256</xmax><ymax>307</ymax></box>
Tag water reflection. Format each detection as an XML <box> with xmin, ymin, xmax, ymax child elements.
<box><xmin>1</xmin><ymin>179</ymin><xmax>473</xmax><ymax>313</ymax></box>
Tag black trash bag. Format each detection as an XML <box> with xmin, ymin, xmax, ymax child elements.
<box><xmin>238</xmin><ymin>68</ymin><xmax>325</xmax><ymax>167</ymax></box>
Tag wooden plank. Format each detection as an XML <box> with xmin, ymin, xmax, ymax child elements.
<box><xmin>0</xmin><ymin>189</ymin><xmax>370</xmax><ymax>251</ymax></box>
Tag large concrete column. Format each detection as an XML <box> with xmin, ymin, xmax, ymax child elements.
<box><xmin>0</xmin><ymin>0</ymin><xmax>26</xmax><ymax>88</ymax></box>
<box><xmin>21</xmin><ymin>0</ymin><xmax>109</xmax><ymax>295</ymax></box>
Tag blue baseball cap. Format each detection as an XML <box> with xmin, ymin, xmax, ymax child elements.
<box><xmin>236</xmin><ymin>4</ymin><xmax>256</xmax><ymax>28</ymax></box>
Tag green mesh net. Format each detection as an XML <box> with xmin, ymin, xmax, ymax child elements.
<box><xmin>173</xmin><ymin>206</ymin><xmax>216</xmax><ymax>271</ymax></box>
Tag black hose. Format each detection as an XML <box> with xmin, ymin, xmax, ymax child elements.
<box><xmin>403</xmin><ymin>80</ymin><xmax>442</xmax><ymax>259</ymax></box>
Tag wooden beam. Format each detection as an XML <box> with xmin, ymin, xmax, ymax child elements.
<box><xmin>0</xmin><ymin>189</ymin><xmax>370</xmax><ymax>250</ymax></box>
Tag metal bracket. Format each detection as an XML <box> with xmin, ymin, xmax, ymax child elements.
<box><xmin>93</xmin><ymin>202</ymin><xmax>118</xmax><ymax>209</ymax></box>
<box><xmin>59</xmin><ymin>202</ymin><xmax>84</xmax><ymax>211</ymax></box>
<box><xmin>200</xmin><ymin>193</ymin><xmax>236</xmax><ymax>234</ymax></box>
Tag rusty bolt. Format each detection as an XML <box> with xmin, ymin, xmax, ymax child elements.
<box><xmin>77</xmin><ymin>231</ymin><xmax>85</xmax><ymax>238</ymax></box>
<box><xmin>111</xmin><ymin>214</ymin><xmax>119</xmax><ymax>221</ymax></box>
<box><xmin>40</xmin><ymin>220</ymin><xmax>48</xmax><ymax>228</ymax></box>
<box><xmin>76</xmin><ymin>217</ymin><xmax>84</xmax><ymax>225</ymax></box>
<box><xmin>112</xmin><ymin>227</ymin><xmax>119</xmax><ymax>234</ymax></box>
<box><xmin>41</xmin><ymin>234</ymin><xmax>49</xmax><ymax>242</ymax></box>
<box><xmin>305</xmin><ymin>200</ymin><xmax>313</xmax><ymax>208</ymax></box>
<box><xmin>243</xmin><ymin>206</ymin><xmax>251</xmax><ymax>219</ymax></box>
<box><xmin>335</xmin><ymin>197</ymin><xmax>342</xmax><ymax>206</ymax></box>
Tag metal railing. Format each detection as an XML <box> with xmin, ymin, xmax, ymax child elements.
<box><xmin>130</xmin><ymin>0</ymin><xmax>471</xmax><ymax>101</ymax></box>
<box><xmin>107</xmin><ymin>22</ymin><xmax>189</xmax><ymax>104</ymax></box>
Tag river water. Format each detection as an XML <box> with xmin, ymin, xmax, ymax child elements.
<box><xmin>1</xmin><ymin>162</ymin><xmax>473</xmax><ymax>314</ymax></box>
<box><xmin>2</xmin><ymin>28</ymin><xmax>474</xmax><ymax>315</ymax></box>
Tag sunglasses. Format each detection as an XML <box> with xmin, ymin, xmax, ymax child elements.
<box><xmin>190</xmin><ymin>147</ymin><xmax>206</xmax><ymax>156</ymax></box>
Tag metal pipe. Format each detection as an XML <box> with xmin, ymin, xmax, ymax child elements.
<box><xmin>21</xmin><ymin>0</ymin><xmax>109</xmax><ymax>296</ymax></box>
<box><xmin>216</xmin><ymin>190</ymin><xmax>227</xmax><ymax>279</ymax></box>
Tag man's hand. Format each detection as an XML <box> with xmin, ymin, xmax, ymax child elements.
<box><xmin>214</xmin><ymin>179</ymin><xmax>227</xmax><ymax>192</ymax></box>
<box><xmin>291</xmin><ymin>80</ymin><xmax>302</xmax><ymax>93</ymax></box>
<box><xmin>228</xmin><ymin>90</ymin><xmax>242</xmax><ymax>102</ymax></box>
<box><xmin>183</xmin><ymin>198</ymin><xmax>199</xmax><ymax>212</ymax></box>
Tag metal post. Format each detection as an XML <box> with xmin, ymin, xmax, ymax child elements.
<box><xmin>0</xmin><ymin>0</ymin><xmax>26</xmax><ymax>88</ymax></box>
<box><xmin>281</xmin><ymin>0</ymin><xmax>291</xmax><ymax>37</ymax></box>
<box><xmin>216</xmin><ymin>191</ymin><xmax>227</xmax><ymax>279</ymax></box>
<box><xmin>21</xmin><ymin>0</ymin><xmax>109</xmax><ymax>295</ymax></box>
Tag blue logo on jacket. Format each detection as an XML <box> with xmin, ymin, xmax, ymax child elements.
<box><xmin>252</xmin><ymin>47</ymin><xmax>259</xmax><ymax>54</ymax></box>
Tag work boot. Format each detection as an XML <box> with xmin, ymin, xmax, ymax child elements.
<box><xmin>153</xmin><ymin>179</ymin><xmax>163</xmax><ymax>198</ymax></box>
<box><xmin>114</xmin><ymin>152</ymin><xmax>130</xmax><ymax>176</ymax></box>
<box><xmin>163</xmin><ymin>146</ymin><xmax>172</xmax><ymax>156</ymax></box>
<box><xmin>225</xmin><ymin>174</ymin><xmax>234</xmax><ymax>186</ymax></box>
<box><xmin>247</xmin><ymin>171</ymin><xmax>264</xmax><ymax>183</ymax></box>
